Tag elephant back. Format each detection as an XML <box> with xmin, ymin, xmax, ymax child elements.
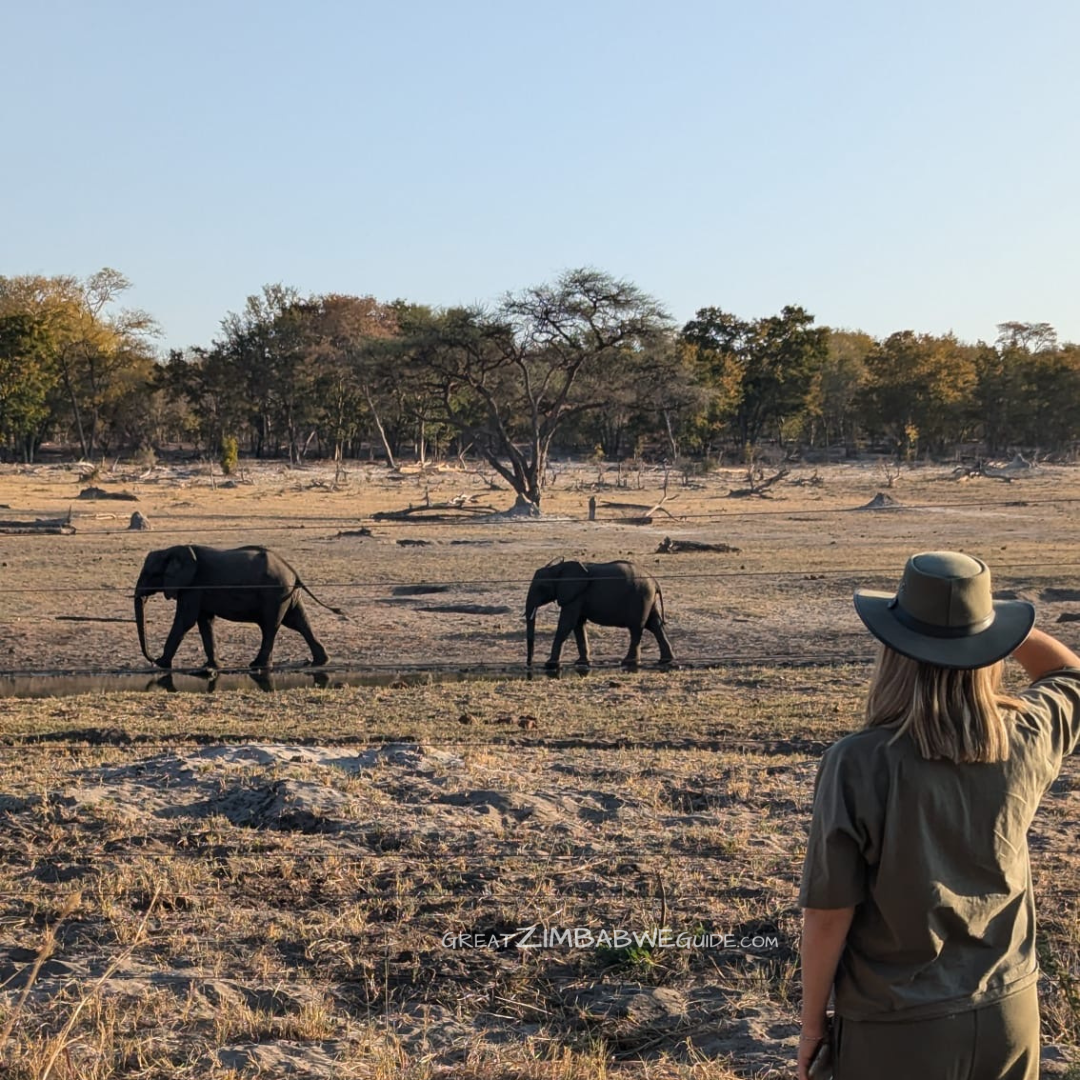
<box><xmin>602</xmin><ymin>560</ymin><xmax>658</xmax><ymax>590</ymax></box>
<box><xmin>245</xmin><ymin>546</ymin><xmax>302</xmax><ymax>591</ymax></box>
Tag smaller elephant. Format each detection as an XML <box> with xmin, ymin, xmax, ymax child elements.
<box><xmin>134</xmin><ymin>545</ymin><xmax>342</xmax><ymax>671</ymax></box>
<box><xmin>524</xmin><ymin>559</ymin><xmax>674</xmax><ymax>669</ymax></box>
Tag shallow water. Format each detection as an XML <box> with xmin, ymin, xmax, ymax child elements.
<box><xmin>0</xmin><ymin>663</ymin><xmax>601</xmax><ymax>699</ymax></box>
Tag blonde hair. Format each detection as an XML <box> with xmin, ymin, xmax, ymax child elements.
<box><xmin>865</xmin><ymin>645</ymin><xmax>1025</xmax><ymax>763</ymax></box>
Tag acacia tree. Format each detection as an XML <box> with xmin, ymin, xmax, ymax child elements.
<box><xmin>401</xmin><ymin>269</ymin><xmax>672</xmax><ymax>509</ymax></box>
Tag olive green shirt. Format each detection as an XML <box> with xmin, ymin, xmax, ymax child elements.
<box><xmin>799</xmin><ymin>669</ymin><xmax>1080</xmax><ymax>1022</ymax></box>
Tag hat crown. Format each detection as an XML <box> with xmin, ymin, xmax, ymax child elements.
<box><xmin>853</xmin><ymin>550</ymin><xmax>1034</xmax><ymax>669</ymax></box>
<box><xmin>896</xmin><ymin>552</ymin><xmax>993</xmax><ymax>631</ymax></box>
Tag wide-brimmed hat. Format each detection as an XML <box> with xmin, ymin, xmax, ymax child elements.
<box><xmin>853</xmin><ymin>551</ymin><xmax>1034</xmax><ymax>669</ymax></box>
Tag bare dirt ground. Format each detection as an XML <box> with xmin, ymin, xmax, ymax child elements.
<box><xmin>2</xmin><ymin>457</ymin><xmax>1080</xmax><ymax>1078</ymax></box>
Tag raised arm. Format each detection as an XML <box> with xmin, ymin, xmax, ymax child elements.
<box><xmin>1011</xmin><ymin>627</ymin><xmax>1080</xmax><ymax>682</ymax></box>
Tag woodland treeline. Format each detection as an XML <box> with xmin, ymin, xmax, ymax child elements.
<box><xmin>1</xmin><ymin>266</ymin><xmax>1077</xmax><ymax>507</ymax></box>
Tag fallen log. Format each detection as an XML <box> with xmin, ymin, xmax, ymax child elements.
<box><xmin>656</xmin><ymin>537</ymin><xmax>740</xmax><ymax>554</ymax></box>
<box><xmin>951</xmin><ymin>464</ymin><xmax>1013</xmax><ymax>483</ymax></box>
<box><xmin>601</xmin><ymin>493</ymin><xmax>681</xmax><ymax>521</ymax></box>
<box><xmin>0</xmin><ymin>518</ymin><xmax>76</xmax><ymax>535</ymax></box>
<box><xmin>373</xmin><ymin>501</ymin><xmax>498</xmax><ymax>520</ymax></box>
<box><xmin>76</xmin><ymin>487</ymin><xmax>139</xmax><ymax>501</ymax></box>
<box><xmin>727</xmin><ymin>468</ymin><xmax>789</xmax><ymax>498</ymax></box>
<box><xmin>1042</xmin><ymin>588</ymin><xmax>1080</xmax><ymax>602</ymax></box>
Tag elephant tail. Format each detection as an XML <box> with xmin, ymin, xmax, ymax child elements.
<box><xmin>657</xmin><ymin>586</ymin><xmax>666</xmax><ymax>625</ymax></box>
<box><xmin>297</xmin><ymin>581</ymin><xmax>349</xmax><ymax>619</ymax></box>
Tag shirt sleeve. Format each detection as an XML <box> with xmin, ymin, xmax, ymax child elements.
<box><xmin>1017</xmin><ymin>667</ymin><xmax>1080</xmax><ymax>771</ymax></box>
<box><xmin>798</xmin><ymin>740</ymin><xmax>876</xmax><ymax>909</ymax></box>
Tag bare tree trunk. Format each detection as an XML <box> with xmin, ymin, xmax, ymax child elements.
<box><xmin>58</xmin><ymin>358</ymin><xmax>90</xmax><ymax>459</ymax></box>
<box><xmin>662</xmin><ymin>410</ymin><xmax>679</xmax><ymax>463</ymax></box>
<box><xmin>362</xmin><ymin>385</ymin><xmax>397</xmax><ymax>470</ymax></box>
<box><xmin>286</xmin><ymin>414</ymin><xmax>299</xmax><ymax>465</ymax></box>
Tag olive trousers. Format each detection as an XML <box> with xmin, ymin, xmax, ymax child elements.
<box><xmin>835</xmin><ymin>985</ymin><xmax>1040</xmax><ymax>1080</ymax></box>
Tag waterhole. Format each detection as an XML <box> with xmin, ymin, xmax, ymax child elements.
<box><xmin>0</xmin><ymin>663</ymin><xmax>600</xmax><ymax>699</ymax></box>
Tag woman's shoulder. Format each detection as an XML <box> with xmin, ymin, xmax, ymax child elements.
<box><xmin>819</xmin><ymin>727</ymin><xmax>903</xmax><ymax>779</ymax></box>
<box><xmin>826</xmin><ymin>726</ymin><xmax>897</xmax><ymax>757</ymax></box>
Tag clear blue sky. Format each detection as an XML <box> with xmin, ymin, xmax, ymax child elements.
<box><xmin>3</xmin><ymin>0</ymin><xmax>1078</xmax><ymax>351</ymax></box>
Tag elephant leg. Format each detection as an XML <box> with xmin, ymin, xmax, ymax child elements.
<box><xmin>196</xmin><ymin>615</ymin><xmax>220</xmax><ymax>669</ymax></box>
<box><xmin>282</xmin><ymin>602</ymin><xmax>329</xmax><ymax>666</ymax></box>
<box><xmin>158</xmin><ymin>603</ymin><xmax>200</xmax><ymax>668</ymax></box>
<box><xmin>250</xmin><ymin>613</ymin><xmax>283</xmax><ymax>670</ymax></box>
<box><xmin>647</xmin><ymin>607</ymin><xmax>675</xmax><ymax>663</ymax></box>
<box><xmin>622</xmin><ymin>625</ymin><xmax>645</xmax><ymax>668</ymax></box>
<box><xmin>547</xmin><ymin>608</ymin><xmax>578</xmax><ymax>668</ymax></box>
<box><xmin>573</xmin><ymin>619</ymin><xmax>590</xmax><ymax>666</ymax></box>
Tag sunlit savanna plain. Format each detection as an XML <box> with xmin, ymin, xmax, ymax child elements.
<box><xmin>2</xmin><ymin>459</ymin><xmax>1080</xmax><ymax>1079</ymax></box>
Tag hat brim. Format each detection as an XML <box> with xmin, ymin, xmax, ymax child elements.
<box><xmin>853</xmin><ymin>590</ymin><xmax>1035</xmax><ymax>669</ymax></box>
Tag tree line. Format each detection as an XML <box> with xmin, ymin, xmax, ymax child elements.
<box><xmin>1</xmin><ymin>267</ymin><xmax>1077</xmax><ymax>508</ymax></box>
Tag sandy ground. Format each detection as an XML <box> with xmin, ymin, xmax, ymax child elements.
<box><xmin>1</xmin><ymin>457</ymin><xmax>1080</xmax><ymax>1078</ymax></box>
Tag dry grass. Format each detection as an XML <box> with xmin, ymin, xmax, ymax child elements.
<box><xmin>1</xmin><ymin>459</ymin><xmax>1080</xmax><ymax>1077</ymax></box>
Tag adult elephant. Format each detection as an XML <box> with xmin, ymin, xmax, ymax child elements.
<box><xmin>524</xmin><ymin>559</ymin><xmax>674</xmax><ymax>669</ymax></box>
<box><xmin>134</xmin><ymin>545</ymin><xmax>342</xmax><ymax>671</ymax></box>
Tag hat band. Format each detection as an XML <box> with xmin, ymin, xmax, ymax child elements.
<box><xmin>891</xmin><ymin>602</ymin><xmax>995</xmax><ymax>639</ymax></box>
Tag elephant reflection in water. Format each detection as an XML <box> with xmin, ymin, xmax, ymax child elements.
<box><xmin>147</xmin><ymin>670</ymin><xmax>333</xmax><ymax>694</ymax></box>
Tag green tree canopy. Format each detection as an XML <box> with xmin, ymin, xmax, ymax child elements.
<box><xmin>0</xmin><ymin>269</ymin><xmax>159</xmax><ymax>457</ymax></box>
<box><xmin>681</xmin><ymin>304</ymin><xmax>828</xmax><ymax>457</ymax></box>
<box><xmin>0</xmin><ymin>313</ymin><xmax>57</xmax><ymax>460</ymax></box>
<box><xmin>860</xmin><ymin>331</ymin><xmax>978</xmax><ymax>456</ymax></box>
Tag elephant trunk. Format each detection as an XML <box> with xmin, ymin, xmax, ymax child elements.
<box><xmin>524</xmin><ymin>578</ymin><xmax>546</xmax><ymax>667</ymax></box>
<box><xmin>134</xmin><ymin>580</ymin><xmax>155</xmax><ymax>664</ymax></box>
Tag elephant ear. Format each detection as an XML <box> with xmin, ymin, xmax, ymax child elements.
<box><xmin>163</xmin><ymin>546</ymin><xmax>198</xmax><ymax>600</ymax></box>
<box><xmin>556</xmin><ymin>561</ymin><xmax>589</xmax><ymax>606</ymax></box>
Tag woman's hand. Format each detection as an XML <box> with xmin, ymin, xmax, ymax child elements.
<box><xmin>797</xmin><ymin>1029</ymin><xmax>827</xmax><ymax>1080</ymax></box>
